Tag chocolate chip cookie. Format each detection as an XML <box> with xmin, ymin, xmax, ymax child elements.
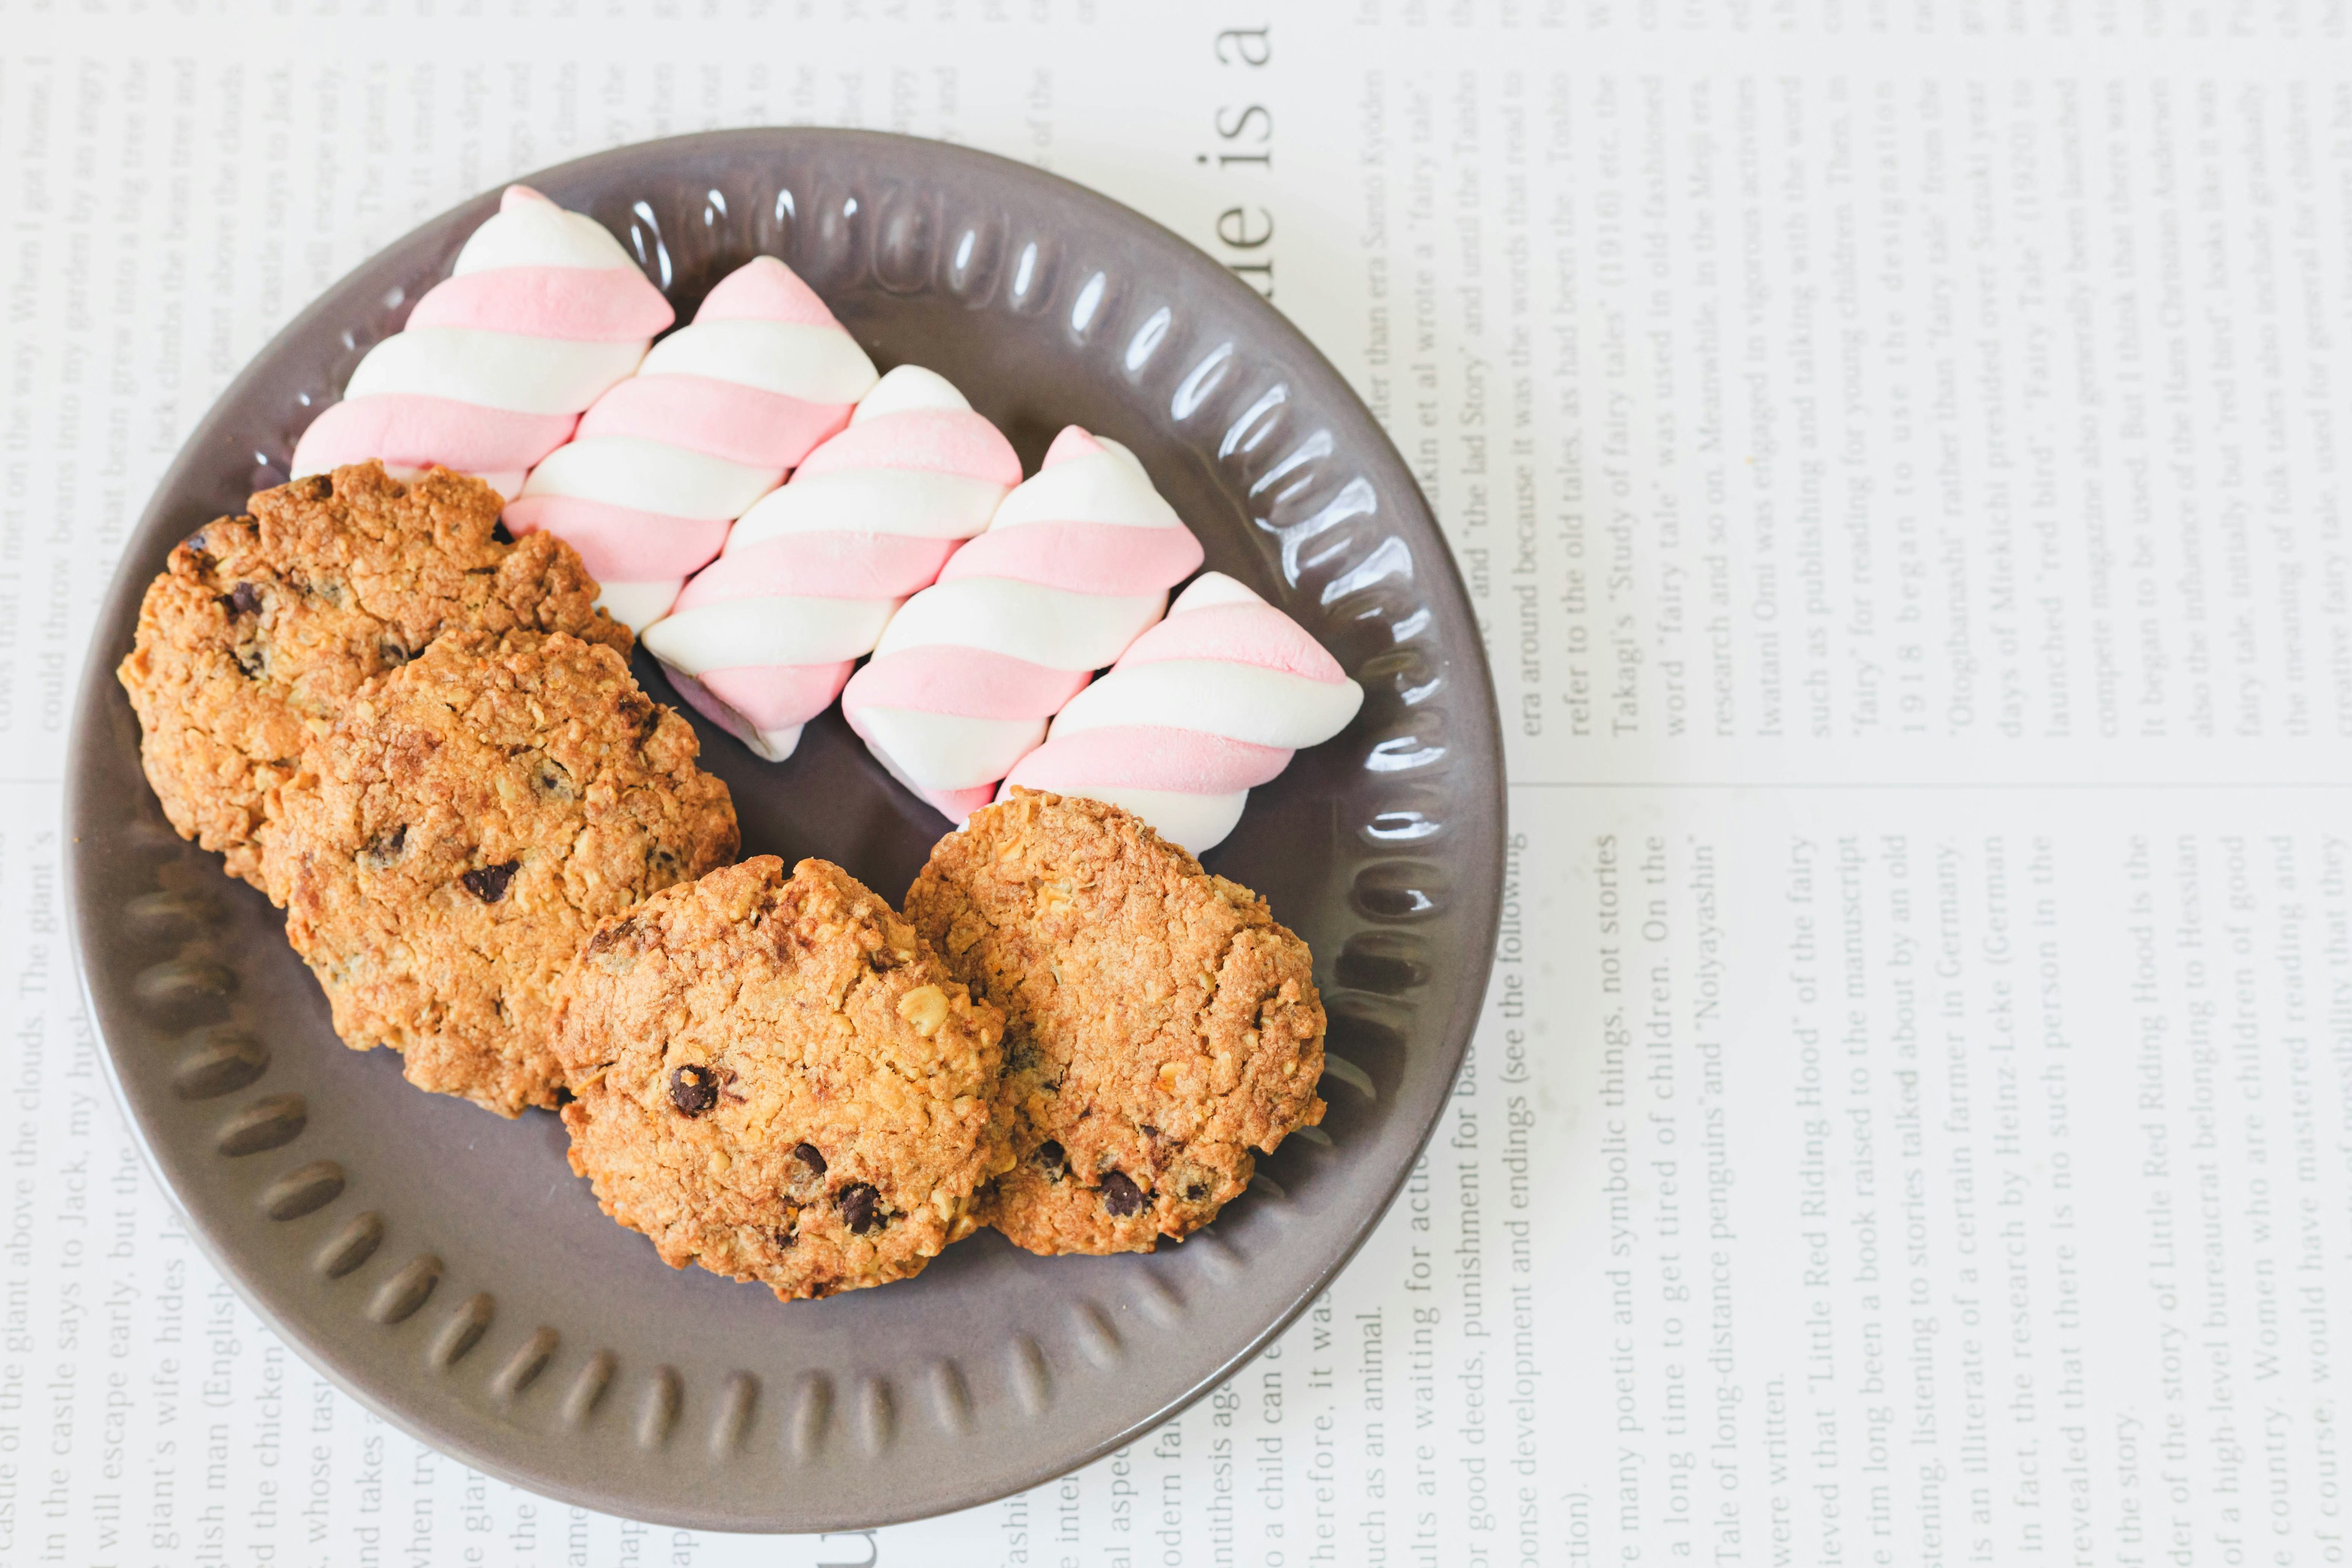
<box><xmin>263</xmin><ymin>628</ymin><xmax>736</xmax><ymax>1117</ymax></box>
<box><xmin>555</xmin><ymin>856</ymin><xmax>1011</xmax><ymax>1300</ymax></box>
<box><xmin>905</xmin><ymin>790</ymin><xmax>1327</xmax><ymax>1255</ymax></box>
<box><xmin>117</xmin><ymin>461</ymin><xmax>628</xmax><ymax>887</ymax></box>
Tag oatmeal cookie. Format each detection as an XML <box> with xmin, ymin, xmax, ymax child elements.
<box><xmin>904</xmin><ymin>790</ymin><xmax>1327</xmax><ymax>1254</ymax></box>
<box><xmin>117</xmin><ymin>461</ymin><xmax>629</xmax><ymax>887</ymax></box>
<box><xmin>555</xmin><ymin>857</ymin><xmax>1011</xmax><ymax>1300</ymax></box>
<box><xmin>263</xmin><ymin>629</ymin><xmax>736</xmax><ymax>1116</ymax></box>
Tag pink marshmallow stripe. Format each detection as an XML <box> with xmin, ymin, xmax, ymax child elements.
<box><xmin>577</xmin><ymin>374</ymin><xmax>849</xmax><ymax>471</ymax></box>
<box><xmin>796</xmin><ymin>408</ymin><xmax>1023</xmax><ymax>486</ymax></box>
<box><xmin>938</xmin><ymin>520</ymin><xmax>1204</xmax><ymax>598</ymax></box>
<box><xmin>663</xmin><ymin>669</ymin><xmax>758</xmax><ymax>748</ymax></box>
<box><xmin>290</xmin><ymin>396</ymin><xmax>578</xmax><ymax>483</ymax></box>
<box><xmin>1042</xmin><ymin>426</ymin><xmax>1104</xmax><ymax>466</ymax></box>
<box><xmin>923</xmin><ymin>782</ymin><xmax>999</xmax><ymax>819</ymax></box>
<box><xmin>688</xmin><ymin>660</ymin><xmax>859</xmax><ymax>731</ymax></box>
<box><xmin>503</xmin><ymin>494</ymin><xmax>730</xmax><ymax>583</ymax></box>
<box><xmin>1119</xmin><ymin>602</ymin><xmax>1351</xmax><ymax>683</ymax></box>
<box><xmin>695</xmin><ymin>255</ymin><xmax>843</xmax><ymax>327</ymax></box>
<box><xmin>404</xmin><ymin>265</ymin><xmax>676</xmax><ymax>344</ymax></box>
<box><xmin>1008</xmin><ymin>726</ymin><xmax>1291</xmax><ymax>797</ymax></box>
<box><xmin>843</xmin><ymin>647</ymin><xmax>1089</xmax><ymax>722</ymax></box>
<box><xmin>674</xmin><ymin>532</ymin><xmax>960</xmax><ymax>610</ymax></box>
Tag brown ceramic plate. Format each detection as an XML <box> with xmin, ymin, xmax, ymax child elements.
<box><xmin>66</xmin><ymin>129</ymin><xmax>1503</xmax><ymax>1532</ymax></box>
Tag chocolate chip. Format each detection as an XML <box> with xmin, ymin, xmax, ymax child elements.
<box><xmin>839</xmin><ymin>1183</ymin><xmax>880</xmax><ymax>1234</ymax></box>
<box><xmin>586</xmin><ymin>917</ymin><xmax>639</xmax><ymax>956</ymax></box>
<box><xmin>309</xmin><ymin>473</ymin><xmax>334</xmax><ymax>499</ymax></box>
<box><xmin>1099</xmin><ymin>1170</ymin><xmax>1144</xmax><ymax>1217</ymax></box>
<box><xmin>491</xmin><ymin>519</ymin><xmax>515</xmax><ymax>545</ymax></box>
<box><xmin>181</xmin><ymin>529</ymin><xmax>209</xmax><ymax>559</ymax></box>
<box><xmin>461</xmin><ymin>861</ymin><xmax>519</xmax><ymax>902</ymax></box>
<box><xmin>361</xmin><ymin>824</ymin><xmax>407</xmax><ymax>867</ymax></box>
<box><xmin>1033</xmin><ymin>1140</ymin><xmax>1066</xmax><ymax>1180</ymax></box>
<box><xmin>1185</xmin><ymin>1183</ymin><xmax>1209</xmax><ymax>1202</ymax></box>
<box><xmin>668</xmin><ymin>1063</ymin><xmax>718</xmax><ymax>1117</ymax></box>
<box><xmin>619</xmin><ymin>692</ymin><xmax>657</xmax><ymax>739</ymax></box>
<box><xmin>216</xmin><ymin>581</ymin><xmax>261</xmax><ymax>619</ymax></box>
<box><xmin>794</xmin><ymin>1142</ymin><xmax>827</xmax><ymax>1178</ymax></box>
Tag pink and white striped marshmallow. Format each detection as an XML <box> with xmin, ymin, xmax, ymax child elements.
<box><xmin>641</xmin><ymin>364</ymin><xmax>1022</xmax><ymax>761</ymax></box>
<box><xmin>291</xmin><ymin>186</ymin><xmax>674</xmax><ymax>500</ymax></box>
<box><xmin>1001</xmin><ymin>572</ymin><xmax>1365</xmax><ymax>853</ymax></box>
<box><xmin>841</xmin><ymin>426</ymin><xmax>1204</xmax><ymax>820</ymax></box>
<box><xmin>503</xmin><ymin>256</ymin><xmax>880</xmax><ymax>631</ymax></box>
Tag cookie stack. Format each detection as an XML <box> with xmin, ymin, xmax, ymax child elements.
<box><xmin>119</xmin><ymin>462</ymin><xmax>741</xmax><ymax>1116</ymax></box>
<box><xmin>120</xmin><ymin>464</ymin><xmax>1335</xmax><ymax>1298</ymax></box>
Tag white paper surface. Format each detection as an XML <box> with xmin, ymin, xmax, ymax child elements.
<box><xmin>4</xmin><ymin>5</ymin><xmax>2351</xmax><ymax>1563</ymax></box>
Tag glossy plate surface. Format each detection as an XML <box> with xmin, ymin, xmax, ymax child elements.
<box><xmin>66</xmin><ymin>129</ymin><xmax>1503</xmax><ymax>1532</ymax></box>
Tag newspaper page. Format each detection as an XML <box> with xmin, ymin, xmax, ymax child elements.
<box><xmin>2</xmin><ymin>4</ymin><xmax>2349</xmax><ymax>1564</ymax></box>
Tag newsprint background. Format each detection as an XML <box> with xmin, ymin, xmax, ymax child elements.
<box><xmin>4</xmin><ymin>4</ymin><xmax>2352</xmax><ymax>1564</ymax></box>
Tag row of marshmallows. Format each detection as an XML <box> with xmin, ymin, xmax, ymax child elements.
<box><xmin>289</xmin><ymin>186</ymin><xmax>1363</xmax><ymax>854</ymax></box>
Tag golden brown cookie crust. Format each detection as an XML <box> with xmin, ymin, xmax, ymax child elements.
<box><xmin>263</xmin><ymin>628</ymin><xmax>736</xmax><ymax>1117</ymax></box>
<box><xmin>905</xmin><ymin>790</ymin><xmax>1327</xmax><ymax>1255</ymax></box>
<box><xmin>554</xmin><ymin>857</ymin><xmax>1011</xmax><ymax>1301</ymax></box>
<box><xmin>116</xmin><ymin>461</ymin><xmax>629</xmax><ymax>887</ymax></box>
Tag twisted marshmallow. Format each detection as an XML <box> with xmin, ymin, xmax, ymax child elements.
<box><xmin>292</xmin><ymin>186</ymin><xmax>674</xmax><ymax>499</ymax></box>
<box><xmin>504</xmin><ymin>256</ymin><xmax>878</xmax><ymax>630</ymax></box>
<box><xmin>842</xmin><ymin>427</ymin><xmax>1204</xmax><ymax>819</ymax></box>
<box><xmin>1002</xmin><ymin>573</ymin><xmax>1364</xmax><ymax>853</ymax></box>
<box><xmin>641</xmin><ymin>365</ymin><xmax>1021</xmax><ymax>760</ymax></box>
